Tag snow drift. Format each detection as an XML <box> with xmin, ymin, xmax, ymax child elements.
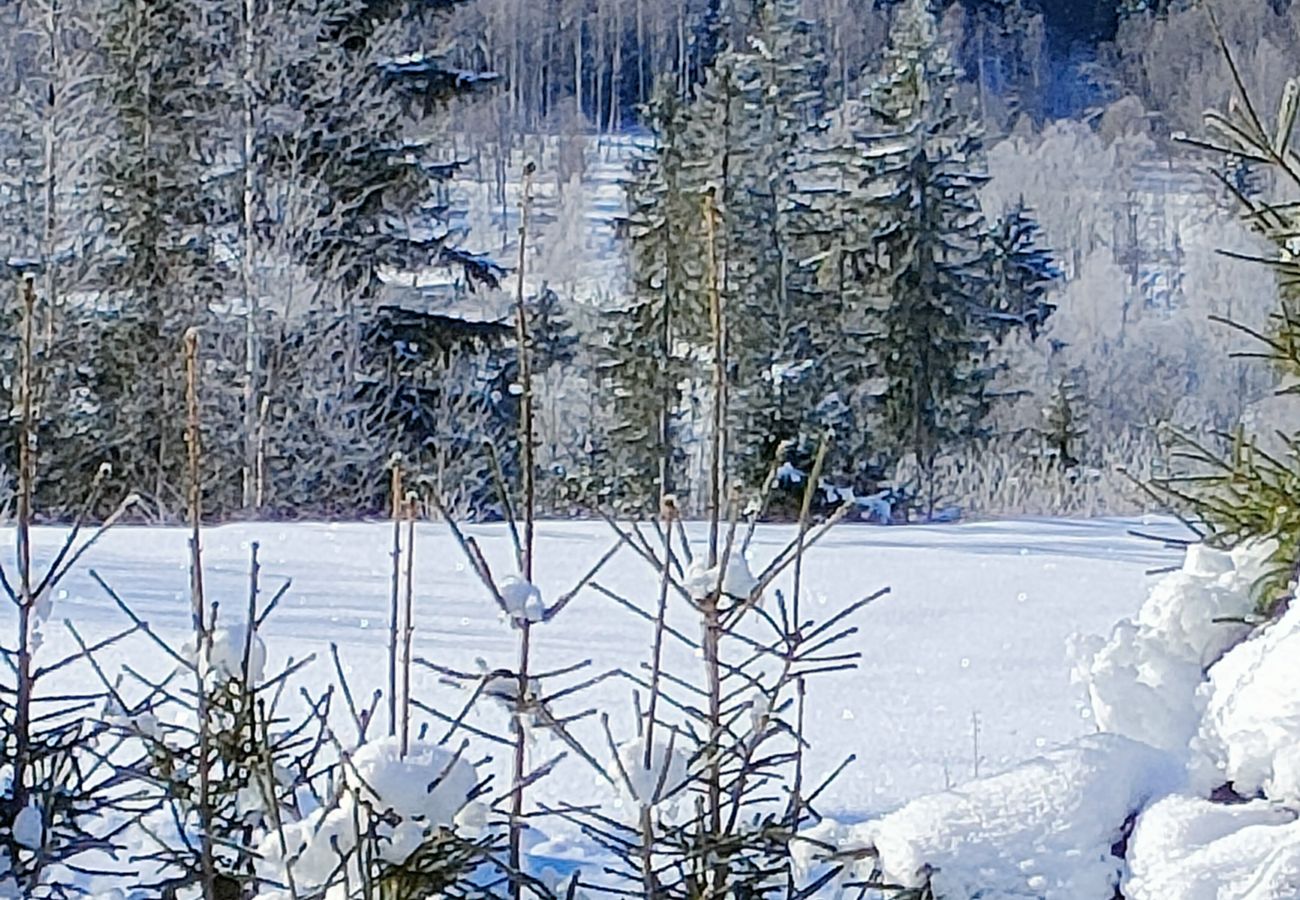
<box><xmin>798</xmin><ymin>734</ymin><xmax>1180</xmax><ymax>898</ymax></box>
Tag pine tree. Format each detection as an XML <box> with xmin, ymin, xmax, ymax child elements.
<box><xmin>99</xmin><ymin>0</ymin><xmax>243</xmax><ymax>519</ymax></box>
<box><xmin>852</xmin><ymin>0</ymin><xmax>1003</xmax><ymax>518</ymax></box>
<box><xmin>1151</xmin><ymin>44</ymin><xmax>1300</xmax><ymax>616</ymax></box>
<box><xmin>709</xmin><ymin>0</ymin><xmax>830</xmax><ymax>490</ymax></box>
<box><xmin>610</xmin><ymin>0</ymin><xmax>841</xmax><ymax>510</ymax></box>
<box><xmin>983</xmin><ymin>200</ymin><xmax>1062</xmax><ymax>340</ymax></box>
<box><xmin>1039</xmin><ymin>374</ymin><xmax>1088</xmax><ymax>468</ymax></box>
<box><xmin>606</xmin><ymin>85</ymin><xmax>710</xmax><ymax>508</ymax></box>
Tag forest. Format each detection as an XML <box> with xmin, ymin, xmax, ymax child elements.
<box><xmin>0</xmin><ymin>0</ymin><xmax>1292</xmax><ymax>523</ymax></box>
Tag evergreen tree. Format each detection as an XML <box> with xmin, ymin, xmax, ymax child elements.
<box><xmin>99</xmin><ymin>0</ymin><xmax>243</xmax><ymax>518</ymax></box>
<box><xmin>983</xmin><ymin>200</ymin><xmax>1062</xmax><ymax>340</ymax></box>
<box><xmin>610</xmin><ymin>0</ymin><xmax>842</xmax><ymax>511</ymax></box>
<box><xmin>1152</xmin><ymin>56</ymin><xmax>1300</xmax><ymax>615</ymax></box>
<box><xmin>1038</xmin><ymin>374</ymin><xmax>1088</xmax><ymax>467</ymax></box>
<box><xmin>606</xmin><ymin>85</ymin><xmax>710</xmax><ymax>508</ymax></box>
<box><xmin>682</xmin><ymin>0</ymin><xmax>835</xmax><ymax>493</ymax></box>
<box><xmin>851</xmin><ymin>0</ymin><xmax>1005</xmax><ymax>517</ymax></box>
<box><xmin>531</xmin><ymin>285</ymin><xmax>579</xmax><ymax>375</ymax></box>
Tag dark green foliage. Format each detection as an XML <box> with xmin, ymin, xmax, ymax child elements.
<box><xmin>1155</xmin><ymin>427</ymin><xmax>1299</xmax><ymax>615</ymax></box>
<box><xmin>983</xmin><ymin>201</ymin><xmax>1062</xmax><ymax>341</ymax></box>
<box><xmin>1150</xmin><ymin>26</ymin><xmax>1300</xmax><ymax>615</ymax></box>
<box><xmin>530</xmin><ymin>286</ymin><xmax>579</xmax><ymax>375</ymax></box>
<box><xmin>356</xmin><ymin>306</ymin><xmax>518</xmax><ymax>517</ymax></box>
<box><xmin>852</xmin><ymin>0</ymin><xmax>1003</xmax><ymax>517</ymax></box>
<box><xmin>605</xmin><ymin>84</ymin><xmax>710</xmax><ymax>508</ymax></box>
<box><xmin>0</xmin><ymin>0</ymin><xmax>501</xmax><ymax>522</ymax></box>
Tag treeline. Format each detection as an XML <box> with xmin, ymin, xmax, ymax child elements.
<box><xmin>0</xmin><ymin>0</ymin><xmax>1293</xmax><ymax>523</ymax></box>
<box><xmin>593</xmin><ymin>0</ymin><xmax>1059</xmax><ymax>519</ymax></box>
<box><xmin>0</xmin><ymin>0</ymin><xmax>524</xmax><ymax>522</ymax></box>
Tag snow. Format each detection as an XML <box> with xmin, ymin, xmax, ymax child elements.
<box><xmin>1125</xmin><ymin>795</ymin><xmax>1300</xmax><ymax>900</ymax></box>
<box><xmin>615</xmin><ymin>737</ymin><xmax>691</xmax><ymax>810</ymax></box>
<box><xmin>800</xmin><ymin>734</ymin><xmax>1182</xmax><ymax>899</ymax></box>
<box><xmin>683</xmin><ymin>550</ymin><xmax>759</xmax><ymax>602</ymax></box>
<box><xmin>203</xmin><ymin>623</ymin><xmax>268</xmax><ymax>682</ymax></box>
<box><xmin>499</xmin><ymin>575</ymin><xmax>545</xmax><ymax>624</ymax></box>
<box><xmin>255</xmin><ymin>736</ymin><xmax>481</xmax><ymax>897</ymax></box>
<box><xmin>11</xmin><ymin>804</ymin><xmax>41</xmax><ymax>851</ymax></box>
<box><xmin>1190</xmin><ymin>599</ymin><xmax>1300</xmax><ymax>803</ymax></box>
<box><xmin>0</xmin><ymin>516</ymin><xmax>1183</xmax><ymax>894</ymax></box>
<box><xmin>1069</xmin><ymin>539</ymin><xmax>1273</xmax><ymax>755</ymax></box>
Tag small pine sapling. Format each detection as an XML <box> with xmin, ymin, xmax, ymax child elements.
<box><xmin>0</xmin><ymin>276</ymin><xmax>139</xmax><ymax>896</ymax></box>
<box><xmin>418</xmin><ymin>161</ymin><xmax>623</xmax><ymax>899</ymax></box>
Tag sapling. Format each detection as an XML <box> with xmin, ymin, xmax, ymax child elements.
<box><xmin>548</xmin><ymin>188</ymin><xmax>888</xmax><ymax>899</ymax></box>
<box><xmin>80</xmin><ymin>330</ymin><xmax>324</xmax><ymax>899</ymax></box>
<box><xmin>0</xmin><ymin>276</ymin><xmax>138</xmax><ymax>896</ymax></box>
<box><xmin>418</xmin><ymin>160</ymin><xmax>624</xmax><ymax>898</ymax></box>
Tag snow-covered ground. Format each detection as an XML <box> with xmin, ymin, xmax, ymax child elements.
<box><xmin>3</xmin><ymin>517</ymin><xmax>1178</xmax><ymax>853</ymax></box>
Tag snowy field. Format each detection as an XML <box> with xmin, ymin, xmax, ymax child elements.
<box><xmin>1</xmin><ymin>516</ymin><xmax>1182</xmax><ymax>862</ymax></box>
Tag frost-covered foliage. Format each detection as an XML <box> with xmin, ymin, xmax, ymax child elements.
<box><xmin>983</xmin><ymin>118</ymin><xmax>1275</xmax><ymax>445</ymax></box>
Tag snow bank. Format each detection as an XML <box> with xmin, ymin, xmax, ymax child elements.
<box><xmin>799</xmin><ymin>734</ymin><xmax>1180</xmax><ymax>898</ymax></box>
<box><xmin>1070</xmin><ymin>540</ymin><xmax>1274</xmax><ymax>754</ymax></box>
<box><xmin>255</xmin><ymin>737</ymin><xmax>481</xmax><ymax>897</ymax></box>
<box><xmin>1190</xmin><ymin>600</ymin><xmax>1300</xmax><ymax>802</ymax></box>
<box><xmin>1125</xmin><ymin>794</ymin><xmax>1300</xmax><ymax>900</ymax></box>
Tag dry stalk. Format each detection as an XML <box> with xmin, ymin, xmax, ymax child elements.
<box><xmin>183</xmin><ymin>326</ymin><xmax>218</xmax><ymax>900</ymax></box>
<box><xmin>388</xmin><ymin>454</ymin><xmax>403</xmax><ymax>739</ymax></box>
<box><xmin>401</xmin><ymin>490</ymin><xmax>417</xmax><ymax>756</ymax></box>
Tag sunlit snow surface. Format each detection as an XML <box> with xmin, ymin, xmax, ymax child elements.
<box><xmin>0</xmin><ymin>516</ymin><xmax>1180</xmax><ymax>880</ymax></box>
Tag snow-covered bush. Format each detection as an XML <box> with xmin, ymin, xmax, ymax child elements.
<box><xmin>254</xmin><ymin>736</ymin><xmax>492</xmax><ymax>900</ymax></box>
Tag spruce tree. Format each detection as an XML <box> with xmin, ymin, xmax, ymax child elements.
<box><xmin>983</xmin><ymin>200</ymin><xmax>1062</xmax><ymax>340</ymax></box>
<box><xmin>610</xmin><ymin>0</ymin><xmax>840</xmax><ymax>511</ymax></box>
<box><xmin>99</xmin><ymin>0</ymin><xmax>242</xmax><ymax>518</ymax></box>
<box><xmin>606</xmin><ymin>85</ymin><xmax>710</xmax><ymax>508</ymax></box>
<box><xmin>706</xmin><ymin>0</ymin><xmax>830</xmax><ymax>490</ymax></box>
<box><xmin>852</xmin><ymin>0</ymin><xmax>1003</xmax><ymax>518</ymax></box>
<box><xmin>1152</xmin><ymin>48</ymin><xmax>1300</xmax><ymax>615</ymax></box>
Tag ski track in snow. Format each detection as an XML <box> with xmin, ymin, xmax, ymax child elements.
<box><xmin>0</xmin><ymin>517</ymin><xmax>1180</xmax><ymax>859</ymax></box>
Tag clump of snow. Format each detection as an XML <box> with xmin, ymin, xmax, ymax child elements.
<box><xmin>798</xmin><ymin>734</ymin><xmax>1182</xmax><ymax>898</ymax></box>
<box><xmin>255</xmin><ymin>736</ymin><xmax>480</xmax><ymax>896</ymax></box>
<box><xmin>1070</xmin><ymin>540</ymin><xmax>1273</xmax><ymax>754</ymax></box>
<box><xmin>1125</xmin><ymin>794</ymin><xmax>1300</xmax><ymax>899</ymax></box>
<box><xmin>11</xmin><ymin>803</ymin><xmax>42</xmax><ymax>850</ymax></box>
<box><xmin>499</xmin><ymin>576</ymin><xmax>544</xmax><ymax>625</ymax></box>
<box><xmin>1189</xmin><ymin>599</ymin><xmax>1300</xmax><ymax>803</ymax></box>
<box><xmin>615</xmin><ymin>737</ymin><xmax>690</xmax><ymax>809</ymax></box>
<box><xmin>684</xmin><ymin>552</ymin><xmax>758</xmax><ymax>603</ymax></box>
<box><xmin>187</xmin><ymin>624</ymin><xmax>267</xmax><ymax>682</ymax></box>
